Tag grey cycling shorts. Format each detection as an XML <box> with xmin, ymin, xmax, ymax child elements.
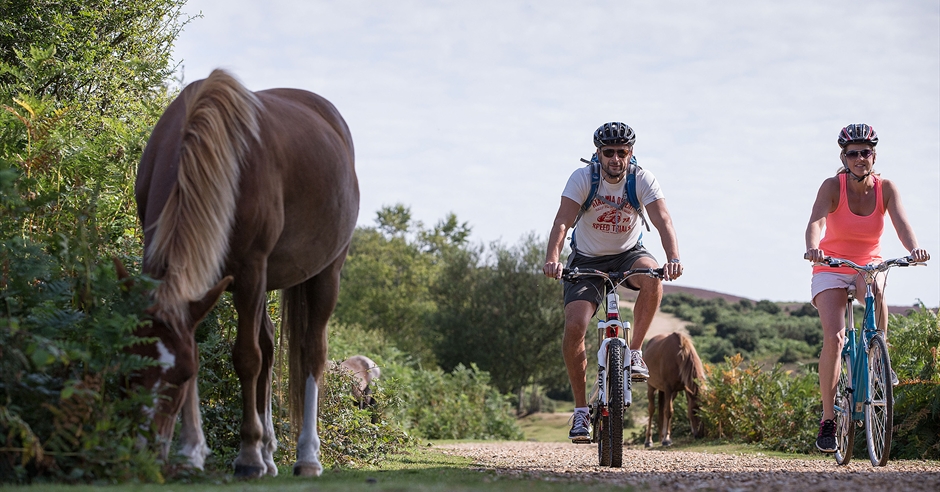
<box><xmin>563</xmin><ymin>245</ymin><xmax>656</xmax><ymax>306</ymax></box>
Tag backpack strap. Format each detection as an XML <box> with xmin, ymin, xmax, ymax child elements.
<box><xmin>625</xmin><ymin>160</ymin><xmax>650</xmax><ymax>232</ymax></box>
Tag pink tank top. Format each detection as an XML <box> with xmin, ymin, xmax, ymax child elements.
<box><xmin>814</xmin><ymin>173</ymin><xmax>885</xmax><ymax>274</ymax></box>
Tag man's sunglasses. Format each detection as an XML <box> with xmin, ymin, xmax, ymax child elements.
<box><xmin>844</xmin><ymin>149</ymin><xmax>874</xmax><ymax>160</ymax></box>
<box><xmin>601</xmin><ymin>149</ymin><xmax>630</xmax><ymax>158</ymax></box>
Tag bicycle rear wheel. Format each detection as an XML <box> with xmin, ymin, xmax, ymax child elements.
<box><xmin>865</xmin><ymin>334</ymin><xmax>893</xmax><ymax>466</ymax></box>
<box><xmin>606</xmin><ymin>343</ymin><xmax>624</xmax><ymax>468</ymax></box>
<box><xmin>834</xmin><ymin>354</ymin><xmax>854</xmax><ymax>465</ymax></box>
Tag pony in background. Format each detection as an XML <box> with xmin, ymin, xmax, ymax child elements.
<box><xmin>125</xmin><ymin>69</ymin><xmax>358</xmax><ymax>478</ymax></box>
<box><xmin>644</xmin><ymin>332</ymin><xmax>706</xmax><ymax>447</ymax></box>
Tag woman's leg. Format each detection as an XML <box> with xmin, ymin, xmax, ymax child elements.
<box><xmin>815</xmin><ymin>288</ymin><xmax>848</xmax><ymax>421</ymax></box>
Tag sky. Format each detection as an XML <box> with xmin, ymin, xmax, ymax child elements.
<box><xmin>170</xmin><ymin>0</ymin><xmax>939</xmax><ymax>306</ymax></box>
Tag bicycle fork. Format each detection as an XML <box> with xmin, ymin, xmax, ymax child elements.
<box><xmin>592</xmin><ymin>290</ymin><xmax>632</xmax><ymax>411</ymax></box>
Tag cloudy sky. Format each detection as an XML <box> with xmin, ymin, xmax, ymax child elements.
<box><xmin>171</xmin><ymin>0</ymin><xmax>939</xmax><ymax>306</ymax></box>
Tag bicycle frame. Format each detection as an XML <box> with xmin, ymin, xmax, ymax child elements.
<box><xmin>840</xmin><ymin>282</ymin><xmax>878</xmax><ymax>421</ymax></box>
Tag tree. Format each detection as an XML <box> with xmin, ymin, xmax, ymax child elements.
<box><xmin>431</xmin><ymin>234</ymin><xmax>566</xmax><ymax>408</ymax></box>
<box><xmin>334</xmin><ymin>205</ymin><xmax>470</xmax><ymax>362</ymax></box>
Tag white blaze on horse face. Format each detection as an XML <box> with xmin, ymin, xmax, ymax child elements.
<box><xmin>156</xmin><ymin>340</ymin><xmax>177</xmax><ymax>373</ymax></box>
<box><xmin>295</xmin><ymin>375</ymin><xmax>323</xmax><ymax>476</ymax></box>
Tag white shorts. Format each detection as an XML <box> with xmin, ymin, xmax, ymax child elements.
<box><xmin>810</xmin><ymin>272</ymin><xmax>859</xmax><ymax>307</ymax></box>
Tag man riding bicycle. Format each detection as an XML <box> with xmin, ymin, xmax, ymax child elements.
<box><xmin>543</xmin><ymin>122</ymin><xmax>683</xmax><ymax>441</ymax></box>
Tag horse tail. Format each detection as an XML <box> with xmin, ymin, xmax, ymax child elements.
<box><xmin>283</xmin><ymin>279</ymin><xmax>329</xmax><ymax>440</ymax></box>
<box><xmin>149</xmin><ymin>69</ymin><xmax>261</xmax><ymax>326</ymax></box>
<box><xmin>677</xmin><ymin>333</ymin><xmax>705</xmax><ymax>394</ymax></box>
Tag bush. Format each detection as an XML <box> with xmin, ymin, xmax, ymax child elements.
<box><xmin>888</xmin><ymin>306</ymin><xmax>940</xmax><ymax>460</ymax></box>
<box><xmin>699</xmin><ymin>355</ymin><xmax>820</xmax><ymax>453</ymax></box>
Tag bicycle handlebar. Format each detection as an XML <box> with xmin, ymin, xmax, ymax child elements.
<box><xmin>561</xmin><ymin>267</ymin><xmax>665</xmax><ymax>283</ymax></box>
<box><xmin>803</xmin><ymin>254</ymin><xmax>927</xmax><ymax>272</ymax></box>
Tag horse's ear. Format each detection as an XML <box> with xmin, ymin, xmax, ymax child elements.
<box><xmin>187</xmin><ymin>276</ymin><xmax>233</xmax><ymax>328</ymax></box>
<box><xmin>112</xmin><ymin>257</ymin><xmax>135</xmax><ymax>291</ymax></box>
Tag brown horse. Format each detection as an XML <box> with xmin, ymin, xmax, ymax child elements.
<box><xmin>126</xmin><ymin>69</ymin><xmax>358</xmax><ymax>478</ymax></box>
<box><xmin>644</xmin><ymin>332</ymin><xmax>705</xmax><ymax>447</ymax></box>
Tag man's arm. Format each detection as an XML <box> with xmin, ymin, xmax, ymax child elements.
<box><xmin>543</xmin><ymin>197</ymin><xmax>581</xmax><ymax>278</ymax></box>
<box><xmin>645</xmin><ymin>198</ymin><xmax>682</xmax><ymax>280</ymax></box>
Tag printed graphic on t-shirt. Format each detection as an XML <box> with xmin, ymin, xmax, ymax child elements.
<box><xmin>590</xmin><ymin>195</ymin><xmax>636</xmax><ymax>234</ymax></box>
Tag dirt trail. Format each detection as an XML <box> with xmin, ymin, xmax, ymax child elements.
<box><xmin>619</xmin><ymin>300</ymin><xmax>689</xmax><ymax>341</ymax></box>
<box><xmin>436</xmin><ymin>441</ymin><xmax>940</xmax><ymax>491</ymax></box>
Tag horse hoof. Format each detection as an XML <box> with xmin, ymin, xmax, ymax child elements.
<box><xmin>662</xmin><ymin>439</ymin><xmax>673</xmax><ymax>447</ymax></box>
<box><xmin>293</xmin><ymin>461</ymin><xmax>323</xmax><ymax>477</ymax></box>
<box><xmin>234</xmin><ymin>464</ymin><xmax>266</xmax><ymax>479</ymax></box>
<box><xmin>644</xmin><ymin>442</ymin><xmax>653</xmax><ymax>448</ymax></box>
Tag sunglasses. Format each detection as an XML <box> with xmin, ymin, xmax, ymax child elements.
<box><xmin>844</xmin><ymin>149</ymin><xmax>874</xmax><ymax>160</ymax></box>
<box><xmin>601</xmin><ymin>149</ymin><xmax>630</xmax><ymax>158</ymax></box>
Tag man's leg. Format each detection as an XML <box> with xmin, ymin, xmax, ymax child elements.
<box><xmin>626</xmin><ymin>256</ymin><xmax>663</xmax><ymax>351</ymax></box>
<box><xmin>564</xmin><ymin>299</ymin><xmax>595</xmax><ymax>441</ymax></box>
<box><xmin>563</xmin><ymin>300</ymin><xmax>596</xmax><ymax>408</ymax></box>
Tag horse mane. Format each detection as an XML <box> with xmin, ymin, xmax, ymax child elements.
<box><xmin>147</xmin><ymin>69</ymin><xmax>261</xmax><ymax>328</ymax></box>
<box><xmin>677</xmin><ymin>332</ymin><xmax>705</xmax><ymax>395</ymax></box>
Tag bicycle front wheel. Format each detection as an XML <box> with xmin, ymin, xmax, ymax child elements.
<box><xmin>606</xmin><ymin>343</ymin><xmax>624</xmax><ymax>468</ymax></box>
<box><xmin>865</xmin><ymin>334</ymin><xmax>893</xmax><ymax>466</ymax></box>
<box><xmin>834</xmin><ymin>354</ymin><xmax>854</xmax><ymax>465</ymax></box>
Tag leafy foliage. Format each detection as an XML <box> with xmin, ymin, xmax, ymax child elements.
<box><xmin>660</xmin><ymin>294</ymin><xmax>822</xmax><ymax>364</ymax></box>
<box><xmin>698</xmin><ymin>355</ymin><xmax>820</xmax><ymax>453</ymax></box>
<box><xmin>889</xmin><ymin>306</ymin><xmax>940</xmax><ymax>460</ymax></box>
<box><xmin>432</xmin><ymin>233</ymin><xmax>566</xmax><ymax>402</ymax></box>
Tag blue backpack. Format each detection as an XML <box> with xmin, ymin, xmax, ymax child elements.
<box><xmin>570</xmin><ymin>154</ymin><xmax>649</xmax><ymax>252</ymax></box>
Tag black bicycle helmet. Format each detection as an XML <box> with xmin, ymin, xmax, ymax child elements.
<box><xmin>838</xmin><ymin>124</ymin><xmax>878</xmax><ymax>148</ymax></box>
<box><xmin>593</xmin><ymin>122</ymin><xmax>636</xmax><ymax>148</ymax></box>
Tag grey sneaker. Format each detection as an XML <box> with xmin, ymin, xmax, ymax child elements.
<box><xmin>568</xmin><ymin>411</ymin><xmax>591</xmax><ymax>442</ymax></box>
<box><xmin>631</xmin><ymin>350</ymin><xmax>650</xmax><ymax>381</ymax></box>
<box><xmin>815</xmin><ymin>419</ymin><xmax>837</xmax><ymax>453</ymax></box>
<box><xmin>891</xmin><ymin>369</ymin><xmax>899</xmax><ymax>387</ymax></box>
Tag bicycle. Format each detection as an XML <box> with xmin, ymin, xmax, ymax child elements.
<box><xmin>561</xmin><ymin>266</ymin><xmax>665</xmax><ymax>468</ymax></box>
<box><xmin>808</xmin><ymin>255</ymin><xmax>926</xmax><ymax>466</ymax></box>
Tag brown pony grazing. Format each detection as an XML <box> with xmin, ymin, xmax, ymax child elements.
<box><xmin>644</xmin><ymin>332</ymin><xmax>705</xmax><ymax>447</ymax></box>
<box><xmin>126</xmin><ymin>69</ymin><xmax>358</xmax><ymax>478</ymax></box>
<box><xmin>339</xmin><ymin>355</ymin><xmax>381</xmax><ymax>410</ymax></box>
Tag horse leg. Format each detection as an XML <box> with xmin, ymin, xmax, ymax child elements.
<box><xmin>177</xmin><ymin>376</ymin><xmax>210</xmax><ymax>469</ymax></box>
<box><xmin>231</xmin><ymin>270</ymin><xmax>269</xmax><ymax>479</ymax></box>
<box><xmin>257</xmin><ymin>309</ymin><xmax>277</xmax><ymax>476</ymax></box>
<box><xmin>290</xmin><ymin>255</ymin><xmax>344</xmax><ymax>477</ymax></box>
<box><xmin>662</xmin><ymin>390</ymin><xmax>674</xmax><ymax>447</ymax></box>
<box><xmin>645</xmin><ymin>385</ymin><xmax>655</xmax><ymax>448</ymax></box>
<box><xmin>656</xmin><ymin>389</ymin><xmax>665</xmax><ymax>444</ymax></box>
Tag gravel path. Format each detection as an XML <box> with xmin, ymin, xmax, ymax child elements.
<box><xmin>436</xmin><ymin>441</ymin><xmax>940</xmax><ymax>491</ymax></box>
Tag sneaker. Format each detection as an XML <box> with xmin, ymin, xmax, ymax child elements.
<box><xmin>816</xmin><ymin>419</ymin><xmax>837</xmax><ymax>453</ymax></box>
<box><xmin>568</xmin><ymin>411</ymin><xmax>591</xmax><ymax>442</ymax></box>
<box><xmin>630</xmin><ymin>350</ymin><xmax>650</xmax><ymax>381</ymax></box>
<box><xmin>891</xmin><ymin>369</ymin><xmax>899</xmax><ymax>387</ymax></box>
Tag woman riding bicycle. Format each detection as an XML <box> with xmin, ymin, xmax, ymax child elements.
<box><xmin>804</xmin><ymin>123</ymin><xmax>930</xmax><ymax>453</ymax></box>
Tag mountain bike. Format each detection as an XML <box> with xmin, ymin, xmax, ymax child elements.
<box><xmin>561</xmin><ymin>266</ymin><xmax>665</xmax><ymax>468</ymax></box>
<box><xmin>809</xmin><ymin>255</ymin><xmax>926</xmax><ymax>466</ymax></box>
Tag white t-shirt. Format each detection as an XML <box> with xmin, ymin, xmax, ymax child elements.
<box><xmin>561</xmin><ymin>165</ymin><xmax>664</xmax><ymax>257</ymax></box>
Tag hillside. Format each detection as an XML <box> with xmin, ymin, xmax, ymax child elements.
<box><xmin>621</xmin><ymin>284</ymin><xmax>922</xmax><ymax>316</ymax></box>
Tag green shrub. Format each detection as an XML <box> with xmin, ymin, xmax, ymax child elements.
<box><xmin>400</xmin><ymin>363</ymin><xmax>523</xmax><ymax>441</ymax></box>
<box><xmin>888</xmin><ymin>306</ymin><xmax>940</xmax><ymax>460</ymax></box>
<box><xmin>699</xmin><ymin>355</ymin><xmax>820</xmax><ymax>453</ymax></box>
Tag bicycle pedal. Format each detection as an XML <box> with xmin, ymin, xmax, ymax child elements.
<box><xmin>571</xmin><ymin>438</ymin><xmax>593</xmax><ymax>445</ymax></box>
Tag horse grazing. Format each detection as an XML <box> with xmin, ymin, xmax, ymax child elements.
<box><xmin>644</xmin><ymin>332</ymin><xmax>705</xmax><ymax>447</ymax></box>
<box><xmin>338</xmin><ymin>355</ymin><xmax>381</xmax><ymax>410</ymax></box>
<box><xmin>126</xmin><ymin>69</ymin><xmax>358</xmax><ymax>478</ymax></box>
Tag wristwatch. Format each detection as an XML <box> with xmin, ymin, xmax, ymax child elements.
<box><xmin>669</xmin><ymin>258</ymin><xmax>681</xmax><ymax>263</ymax></box>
